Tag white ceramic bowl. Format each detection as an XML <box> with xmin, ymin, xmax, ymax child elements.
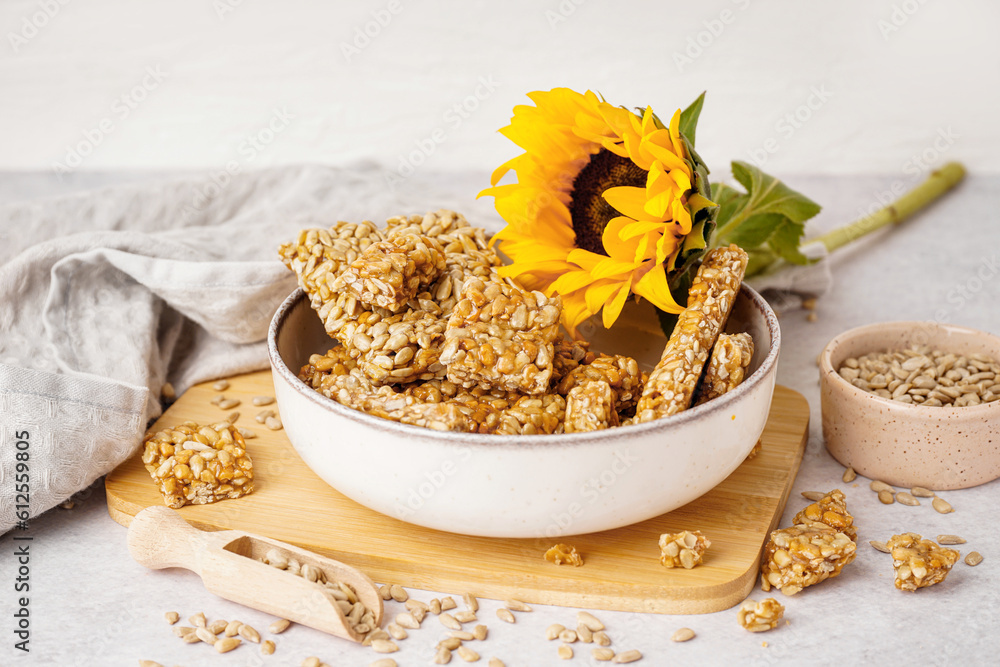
<box><xmin>268</xmin><ymin>285</ymin><xmax>780</xmax><ymax>538</ymax></box>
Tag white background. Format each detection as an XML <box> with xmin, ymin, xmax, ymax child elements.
<box><xmin>1</xmin><ymin>0</ymin><xmax>998</xmax><ymax>178</ymax></box>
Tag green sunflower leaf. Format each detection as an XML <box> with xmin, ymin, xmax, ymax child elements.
<box><xmin>679</xmin><ymin>92</ymin><xmax>706</xmax><ymax>147</ymax></box>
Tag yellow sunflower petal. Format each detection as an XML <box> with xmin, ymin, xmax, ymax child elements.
<box><xmin>585</xmin><ymin>280</ymin><xmax>621</xmax><ymax>314</ymax></box>
<box><xmin>603</xmin><ymin>186</ymin><xmax>654</xmax><ymax>221</ymax></box>
<box><xmin>633</xmin><ymin>263</ymin><xmax>683</xmax><ymax>313</ymax></box>
<box><xmin>602</xmin><ymin>282</ymin><xmax>632</xmax><ymax>329</ymax></box>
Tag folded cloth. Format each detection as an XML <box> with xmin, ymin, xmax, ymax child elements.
<box><xmin>0</xmin><ymin>164</ymin><xmax>493</xmax><ymax>534</ymax></box>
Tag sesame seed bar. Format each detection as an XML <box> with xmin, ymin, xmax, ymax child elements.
<box><xmin>335</xmin><ymin>233</ymin><xmax>447</xmax><ymax>312</ymax></box>
<box><xmin>693</xmin><ymin>332</ymin><xmax>755</xmax><ymax>405</ymax></box>
<box><xmin>887</xmin><ymin>533</ymin><xmax>960</xmax><ymax>591</ymax></box>
<box><xmin>659</xmin><ymin>530</ymin><xmax>711</xmax><ymax>569</ymax></box>
<box><xmin>636</xmin><ymin>244</ymin><xmax>749</xmax><ymax>422</ymax></box>
<box><xmin>551</xmin><ymin>335</ymin><xmax>596</xmax><ymax>384</ymax></box>
<box><xmin>297</xmin><ymin>346</ymin><xmax>357</xmax><ymax>390</ymax></box>
<box><xmin>792</xmin><ymin>489</ymin><xmax>857</xmax><ymax>542</ymax></box>
<box><xmin>556</xmin><ymin>354</ymin><xmax>645</xmax><ymax>415</ymax></box>
<box><xmin>760</xmin><ymin>522</ymin><xmax>857</xmax><ymax>595</ymax></box>
<box><xmin>737</xmin><ymin>598</ymin><xmax>785</xmax><ymax>633</ymax></box>
<box><xmin>339</xmin><ymin>307</ymin><xmax>450</xmax><ymax>385</ymax></box>
<box><xmin>141</xmin><ymin>422</ymin><xmax>254</xmax><ymax>508</ymax></box>
<box><xmin>496</xmin><ymin>394</ymin><xmax>567</xmax><ymax>435</ymax></box>
<box><xmin>441</xmin><ymin>277</ymin><xmax>562</xmax><ymax>395</ymax></box>
<box><xmin>564</xmin><ymin>380</ymin><xmax>619</xmax><ymax>433</ymax></box>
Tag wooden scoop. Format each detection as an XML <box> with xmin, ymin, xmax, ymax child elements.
<box><xmin>127</xmin><ymin>505</ymin><xmax>383</xmax><ymax>642</ymax></box>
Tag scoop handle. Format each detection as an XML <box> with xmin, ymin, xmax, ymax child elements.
<box><xmin>127</xmin><ymin>505</ymin><xmax>235</xmax><ymax>573</ymax></box>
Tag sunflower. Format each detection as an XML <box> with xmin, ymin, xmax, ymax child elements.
<box><xmin>479</xmin><ymin>88</ymin><xmax>717</xmax><ymax>333</ymax></box>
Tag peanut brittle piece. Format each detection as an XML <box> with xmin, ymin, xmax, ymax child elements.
<box><xmin>659</xmin><ymin>530</ymin><xmax>711</xmax><ymax>569</ymax></box>
<box><xmin>694</xmin><ymin>332</ymin><xmax>754</xmax><ymax>405</ymax></box>
<box><xmin>141</xmin><ymin>422</ymin><xmax>254</xmax><ymax>508</ymax></box>
<box><xmin>887</xmin><ymin>533</ymin><xmax>959</xmax><ymax>591</ymax></box>
<box><xmin>441</xmin><ymin>277</ymin><xmax>561</xmax><ymax>395</ymax></box>
<box><xmin>551</xmin><ymin>335</ymin><xmax>596</xmax><ymax>384</ymax></box>
<box><xmin>737</xmin><ymin>598</ymin><xmax>784</xmax><ymax>632</ymax></box>
<box><xmin>636</xmin><ymin>245</ymin><xmax>748</xmax><ymax>421</ymax></box>
<box><xmin>792</xmin><ymin>489</ymin><xmax>857</xmax><ymax>541</ymax></box>
<box><xmin>496</xmin><ymin>394</ymin><xmax>566</xmax><ymax>435</ymax></box>
<box><xmin>298</xmin><ymin>346</ymin><xmax>356</xmax><ymax>389</ymax></box>
<box><xmin>339</xmin><ymin>307</ymin><xmax>449</xmax><ymax>385</ymax></box>
<box><xmin>557</xmin><ymin>354</ymin><xmax>645</xmax><ymax>415</ymax></box>
<box><xmin>335</xmin><ymin>233</ymin><xmax>446</xmax><ymax>312</ymax></box>
<box><xmin>564</xmin><ymin>380</ymin><xmax>619</xmax><ymax>433</ymax></box>
<box><xmin>760</xmin><ymin>522</ymin><xmax>856</xmax><ymax>595</ymax></box>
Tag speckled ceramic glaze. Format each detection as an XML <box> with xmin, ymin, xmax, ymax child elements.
<box><xmin>268</xmin><ymin>285</ymin><xmax>780</xmax><ymax>538</ymax></box>
<box><xmin>820</xmin><ymin>321</ymin><xmax>1000</xmax><ymax>490</ymax></box>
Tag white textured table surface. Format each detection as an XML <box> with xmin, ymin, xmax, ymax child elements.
<box><xmin>1</xmin><ymin>172</ymin><xmax>999</xmax><ymax>666</ymax></box>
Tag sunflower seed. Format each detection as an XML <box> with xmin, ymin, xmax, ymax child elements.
<box><xmin>430</xmin><ymin>598</ymin><xmax>443</xmax><ymax>614</ymax></box>
<box><xmin>456</xmin><ymin>645</ymin><xmax>480</xmax><ymax>662</ymax></box>
<box><xmin>439</xmin><ymin>637</ymin><xmax>462</xmax><ymax>650</ymax></box>
<box><xmin>672</xmin><ymin>627</ymin><xmax>696</xmax><ymax>642</ymax></box>
<box><xmin>878</xmin><ymin>489</ymin><xmax>895</xmax><ymax>504</ymax></box>
<box><xmin>164</xmin><ymin>611</ymin><xmax>179</xmax><ymax>625</ymax></box>
<box><xmin>371</xmin><ymin>660</ymin><xmax>398</xmax><ymax>667</ymax></box>
<box><xmin>801</xmin><ymin>491</ymin><xmax>825</xmax><ymax>501</ymax></box>
<box><xmin>612</xmin><ymin>649</ymin><xmax>643</xmax><ymax>663</ymax></box>
<box><xmin>474</xmin><ymin>624</ymin><xmax>488</xmax><ymax>640</ymax></box>
<box><xmin>464</xmin><ymin>592</ymin><xmax>479</xmax><ymax>612</ymax></box>
<box><xmin>441</xmin><ymin>596</ymin><xmax>457</xmax><ymax>611</ymax></box>
<box><xmin>932</xmin><ymin>497</ymin><xmax>954</xmax><ymax>514</ymax></box>
<box><xmin>139</xmin><ymin>661</ymin><xmax>163</xmax><ymax>667</ymax></box>
<box><xmin>870</xmin><ymin>480</ymin><xmax>894</xmax><ymax>493</ymax></box>
<box><xmin>269</xmin><ymin>618</ymin><xmax>291</xmax><ymax>634</ymax></box>
<box><xmin>937</xmin><ymin>534</ymin><xmax>966</xmax><ymax>545</ymax></box>
<box><xmin>211</xmin><ymin>394</ymin><xmax>226</xmax><ymax>405</ymax></box>
<box><xmin>869</xmin><ymin>540</ymin><xmax>890</xmax><ymax>553</ymax></box>
<box><xmin>256</xmin><ymin>409</ymin><xmax>275</xmax><ymax>424</ymax></box>
<box><xmin>593</xmin><ymin>648</ymin><xmax>615</xmax><ymax>661</ymax></box>
<box><xmin>558</xmin><ymin>645</ymin><xmax>574</xmax><ymax>660</ymax></box>
<box><xmin>433</xmin><ymin>646</ymin><xmax>452</xmax><ymax>664</ymax></box>
<box><xmin>238</xmin><ymin>427</ymin><xmax>257</xmax><ymax>439</ymax></box>
<box><xmin>559</xmin><ymin>629</ymin><xmax>578</xmax><ymax>643</ymax></box>
<box><xmin>396</xmin><ymin>612</ymin><xmax>420</xmax><ymax>629</ymax></box>
<box><xmin>238</xmin><ymin>624</ymin><xmax>260</xmax><ymax>643</ymax></box>
<box><xmin>505</xmin><ymin>598</ymin><xmax>532</xmax><ymax>612</ymax></box>
<box><xmin>213</xmin><ymin>380</ymin><xmax>230</xmax><ymax>391</ymax></box>
<box><xmin>405</xmin><ymin>598</ymin><xmax>428</xmax><ymax>613</ymax></box>
<box><xmin>450</xmin><ymin>630</ymin><xmax>476</xmax><ymax>641</ymax></box>
<box><xmin>218</xmin><ymin>398</ymin><xmax>240</xmax><ymax>410</ymax></box>
<box><xmin>379</xmin><ymin>584</ymin><xmax>392</xmax><ymax>600</ymax></box>
<box><xmin>440</xmin><ymin>613</ymin><xmax>462</xmax><ymax>630</ymax></box>
<box><xmin>488</xmin><ymin>659</ymin><xmax>505</xmax><ymax>667</ymax></box>
<box><xmin>372</xmin><ymin>639</ymin><xmax>399</xmax><ymax>653</ymax></box>
<box><xmin>496</xmin><ymin>608</ymin><xmax>515</xmax><ymax>624</ymax></box>
<box><xmin>546</xmin><ymin>624</ymin><xmax>566</xmax><ymax>640</ymax></box>
<box><xmin>195</xmin><ymin>627</ymin><xmax>218</xmax><ymax>644</ymax></box>
<box><xmin>594</xmin><ymin>631</ymin><xmax>612</xmax><ymax>646</ymax></box>
<box><xmin>896</xmin><ymin>491</ymin><xmax>920</xmax><ymax>506</ymax></box>
<box><xmin>207</xmin><ymin>619</ymin><xmax>228</xmax><ymax>635</ymax></box>
<box><xmin>577</xmin><ymin>611</ymin><xmax>605</xmax><ymax>631</ymax></box>
<box><xmin>215</xmin><ymin>637</ymin><xmax>241</xmax><ymax>653</ymax></box>
<box><xmin>173</xmin><ymin>626</ymin><xmax>195</xmax><ymax>639</ymax></box>
<box><xmin>190</xmin><ymin>612</ymin><xmax>207</xmax><ymax>628</ymax></box>
<box><xmin>226</xmin><ymin>411</ymin><xmax>240</xmax><ymax>424</ymax></box>
<box><xmin>387</xmin><ymin>623</ymin><xmax>408</xmax><ymax>640</ymax></box>
<box><xmin>302</xmin><ymin>658</ymin><xmax>321</xmax><ymax>667</ymax></box>
<box><xmin>455</xmin><ymin>611</ymin><xmax>477</xmax><ymax>623</ymax></box>
<box><xmin>842</xmin><ymin>467</ymin><xmax>856</xmax><ymax>483</ymax></box>
<box><xmin>965</xmin><ymin>551</ymin><xmax>983</xmax><ymax>566</ymax></box>
<box><xmin>265</xmin><ymin>415</ymin><xmax>283</xmax><ymax>430</ymax></box>
<box><xmin>389</xmin><ymin>584</ymin><xmax>408</xmax><ymax>602</ymax></box>
<box><xmin>911</xmin><ymin>486</ymin><xmax>935</xmax><ymax>497</ymax></box>
<box><xmin>261</xmin><ymin>640</ymin><xmax>275</xmax><ymax>655</ymax></box>
<box><xmin>577</xmin><ymin>623</ymin><xmax>593</xmax><ymax>643</ymax></box>
<box><xmin>252</xmin><ymin>395</ymin><xmax>275</xmax><ymax>406</ymax></box>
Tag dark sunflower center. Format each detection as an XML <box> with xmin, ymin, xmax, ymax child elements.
<box><xmin>569</xmin><ymin>149</ymin><xmax>647</xmax><ymax>256</ymax></box>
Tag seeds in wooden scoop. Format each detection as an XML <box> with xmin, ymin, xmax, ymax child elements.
<box><xmin>933</xmin><ymin>497</ymin><xmax>954</xmax><ymax>514</ymax></box>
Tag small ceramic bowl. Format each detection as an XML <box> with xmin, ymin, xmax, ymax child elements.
<box><xmin>820</xmin><ymin>321</ymin><xmax>1000</xmax><ymax>490</ymax></box>
<box><xmin>268</xmin><ymin>284</ymin><xmax>780</xmax><ymax>538</ymax></box>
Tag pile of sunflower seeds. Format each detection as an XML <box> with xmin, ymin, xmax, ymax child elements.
<box><xmin>837</xmin><ymin>347</ymin><xmax>999</xmax><ymax>406</ymax></box>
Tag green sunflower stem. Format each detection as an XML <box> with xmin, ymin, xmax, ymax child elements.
<box><xmin>809</xmin><ymin>161</ymin><xmax>966</xmax><ymax>254</ymax></box>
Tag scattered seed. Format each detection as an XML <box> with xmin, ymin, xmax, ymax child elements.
<box><xmin>389</xmin><ymin>584</ymin><xmax>408</xmax><ymax>602</ymax></box>
<box><xmin>966</xmin><ymin>551</ymin><xmax>983</xmax><ymax>566</ymax></box>
<box><xmin>371</xmin><ymin>659</ymin><xmax>398</xmax><ymax>667</ymax></box>
<box><xmin>896</xmin><ymin>491</ymin><xmax>920</xmax><ymax>506</ymax></box>
<box><xmin>302</xmin><ymin>658</ymin><xmax>321</xmax><ymax>667</ymax></box>
<box><xmin>173</xmin><ymin>626</ymin><xmax>194</xmax><ymax>639</ymax></box>
<box><xmin>878</xmin><ymin>489</ymin><xmax>895</xmax><ymax>504</ymax></box>
<box><xmin>558</xmin><ymin>645</ymin><xmax>574</xmax><ymax>660</ymax></box>
<box><xmin>496</xmin><ymin>608</ymin><xmax>515</xmax><ymax>624</ymax></box>
<box><xmin>937</xmin><ymin>534</ymin><xmax>966</xmax><ymax>545</ymax></box>
<box><xmin>227</xmin><ymin>411</ymin><xmax>240</xmax><ymax>424</ymax></box>
<box><xmin>932</xmin><ymin>497</ymin><xmax>954</xmax><ymax>514</ymax></box>
<box><xmin>405</xmin><ymin>599</ymin><xmax>428</xmax><ymax>613</ymax></box>
<box><xmin>433</xmin><ymin>646</ymin><xmax>453</xmax><ymax>664</ymax></box>
<box><xmin>612</xmin><ymin>649</ymin><xmax>643</xmax><ymax>663</ymax></box>
<box><xmin>195</xmin><ymin>627</ymin><xmax>218</xmax><ymax>644</ymax></box>
<box><xmin>265</xmin><ymin>415</ymin><xmax>283</xmax><ymax>430</ymax></box>
<box><xmin>450</xmin><ymin>630</ymin><xmax>476</xmax><ymax>641</ymax></box>
<box><xmin>269</xmin><ymin>618</ymin><xmax>291</xmax><ymax>634</ymax></box>
<box><xmin>211</xmin><ymin>394</ymin><xmax>226</xmax><ymax>405</ymax></box>
<box><xmin>455</xmin><ymin>610</ymin><xmax>477</xmax><ymax>623</ymax></box>
<box><xmin>379</xmin><ymin>584</ymin><xmax>392</xmax><ymax>600</ymax></box>
<box><xmin>464</xmin><ymin>592</ymin><xmax>479</xmax><ymax>612</ymax></box>
<box><xmin>671</xmin><ymin>627</ymin><xmax>696</xmax><ymax>642</ymax></box>
<box><xmin>213</xmin><ymin>379</ymin><xmax>230</xmax><ymax>391</ymax></box>
<box><xmin>253</xmin><ymin>395</ymin><xmax>275</xmax><ymax>406</ymax></box>
<box><xmin>870</xmin><ymin>480</ymin><xmax>894</xmax><ymax>493</ymax></box>
<box><xmin>190</xmin><ymin>612</ymin><xmax>207</xmax><ymax>628</ymax></box>
<box><xmin>488</xmin><ymin>659</ymin><xmax>505</xmax><ymax>667</ymax></box>
<box><xmin>594</xmin><ymin>631</ymin><xmax>612</xmax><ymax>646</ymax></box>
<box><xmin>441</xmin><ymin>597</ymin><xmax>457</xmax><ymax>611</ymax></box>
<box><xmin>474</xmin><ymin>624</ymin><xmax>488</xmax><ymax>640</ymax></box>
<box><xmin>440</xmin><ymin>612</ymin><xmax>463</xmax><ymax>630</ymax></box>
<box><xmin>208</xmin><ymin>619</ymin><xmax>228</xmax><ymax>635</ymax></box>
<box><xmin>439</xmin><ymin>637</ymin><xmax>462</xmax><ymax>650</ymax></box>
<box><xmin>800</xmin><ymin>490</ymin><xmax>825</xmax><ymax>501</ymax></box>
<box><xmin>256</xmin><ymin>409</ymin><xmax>275</xmax><ymax>424</ymax></box>
<box><xmin>387</xmin><ymin>623</ymin><xmax>408</xmax><ymax>640</ymax></box>
<box><xmin>842</xmin><ymin>467</ymin><xmax>856</xmax><ymax>483</ymax></box>
<box><xmin>430</xmin><ymin>598</ymin><xmax>442</xmax><ymax>615</ymax></box>
<box><xmin>593</xmin><ymin>648</ymin><xmax>615</xmax><ymax>661</ymax></box>
<box><xmin>869</xmin><ymin>540</ymin><xmax>890</xmax><ymax>554</ymax></box>
<box><xmin>238</xmin><ymin>427</ymin><xmax>257</xmax><ymax>439</ymax></box>
<box><xmin>456</xmin><ymin>645</ymin><xmax>480</xmax><ymax>662</ymax></box>
<box><xmin>238</xmin><ymin>623</ymin><xmax>260</xmax><ymax>643</ymax></box>
<box><xmin>371</xmin><ymin>639</ymin><xmax>399</xmax><ymax>654</ymax></box>
<box><xmin>559</xmin><ymin>629</ymin><xmax>578</xmax><ymax>643</ymax></box>
<box><xmin>505</xmin><ymin>598</ymin><xmax>531</xmax><ymax>612</ymax></box>
<box><xmin>215</xmin><ymin>637</ymin><xmax>241</xmax><ymax>653</ymax></box>
<box><xmin>395</xmin><ymin>612</ymin><xmax>420</xmax><ymax>629</ymax></box>
<box><xmin>577</xmin><ymin>623</ymin><xmax>593</xmax><ymax>643</ymax></box>
<box><xmin>410</xmin><ymin>607</ymin><xmax>427</xmax><ymax>623</ymax></box>
<box><xmin>546</xmin><ymin>624</ymin><xmax>566</xmax><ymax>640</ymax></box>
<box><xmin>911</xmin><ymin>486</ymin><xmax>935</xmax><ymax>498</ymax></box>
<box><xmin>806</xmin><ymin>312</ymin><xmax>818</xmax><ymax>323</ymax></box>
<box><xmin>161</xmin><ymin>382</ymin><xmax>176</xmax><ymax>400</ymax></box>
<box><xmin>139</xmin><ymin>661</ymin><xmax>163</xmax><ymax>667</ymax></box>
<box><xmin>218</xmin><ymin>398</ymin><xmax>241</xmax><ymax>410</ymax></box>
<box><xmin>164</xmin><ymin>611</ymin><xmax>179</xmax><ymax>625</ymax></box>
<box><xmin>261</xmin><ymin>640</ymin><xmax>275</xmax><ymax>655</ymax></box>
<box><xmin>363</xmin><ymin>629</ymin><xmax>388</xmax><ymax>646</ymax></box>
<box><xmin>577</xmin><ymin>611</ymin><xmax>605</xmax><ymax>631</ymax></box>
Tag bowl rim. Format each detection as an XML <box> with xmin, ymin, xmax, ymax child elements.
<box><xmin>267</xmin><ymin>282</ymin><xmax>782</xmax><ymax>445</ymax></box>
<box><xmin>819</xmin><ymin>319</ymin><xmax>1000</xmax><ymax>414</ymax></box>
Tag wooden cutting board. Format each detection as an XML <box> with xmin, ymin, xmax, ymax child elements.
<box><xmin>106</xmin><ymin>371</ymin><xmax>808</xmax><ymax>615</ymax></box>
